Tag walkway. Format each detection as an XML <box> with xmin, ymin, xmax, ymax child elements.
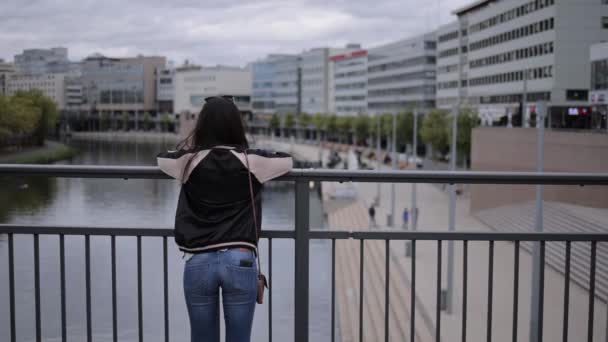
<box><xmin>258</xmin><ymin>137</ymin><xmax>608</xmax><ymax>342</ymax></box>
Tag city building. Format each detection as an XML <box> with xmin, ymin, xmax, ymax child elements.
<box><xmin>436</xmin><ymin>21</ymin><xmax>463</xmax><ymax>110</ymax></box>
<box><xmin>174</xmin><ymin>63</ymin><xmax>252</xmax><ymax>136</ymax></box>
<box><xmin>300</xmin><ymin>46</ymin><xmax>360</xmax><ymax>114</ymax></box>
<box><xmin>438</xmin><ymin>0</ymin><xmax>608</xmax><ymax>127</ymax></box>
<box><xmin>366</xmin><ymin>33</ymin><xmax>437</xmax><ymax>115</ymax></box>
<box><xmin>331</xmin><ymin>49</ymin><xmax>369</xmax><ymax>116</ymax></box>
<box><xmin>173</xmin><ymin>64</ymin><xmax>251</xmax><ymax>114</ymax></box>
<box><xmin>6</xmin><ymin>73</ymin><xmax>67</xmax><ymax>109</ymax></box>
<box><xmin>14</xmin><ymin>47</ymin><xmax>75</xmax><ymax>75</ymax></box>
<box><xmin>251</xmin><ymin>54</ymin><xmax>301</xmax><ymax>114</ymax></box>
<box><xmin>156</xmin><ymin>65</ymin><xmax>175</xmax><ymax>114</ymax></box>
<box><xmin>0</xmin><ymin>59</ymin><xmax>15</xmax><ymax>96</ymax></box>
<box><xmin>78</xmin><ymin>53</ymin><xmax>166</xmax><ymax>128</ymax></box>
<box><xmin>590</xmin><ymin>41</ymin><xmax>608</xmax><ymax>129</ymax></box>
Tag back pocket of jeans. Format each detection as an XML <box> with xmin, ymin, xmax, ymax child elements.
<box><xmin>183</xmin><ymin>263</ymin><xmax>210</xmax><ymax>291</ymax></box>
<box><xmin>226</xmin><ymin>265</ymin><xmax>256</xmax><ymax>294</ymax></box>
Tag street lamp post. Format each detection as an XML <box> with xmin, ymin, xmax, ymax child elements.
<box><xmin>389</xmin><ymin>111</ymin><xmax>397</xmax><ymax>227</ymax></box>
<box><xmin>376</xmin><ymin>115</ymin><xmax>382</xmax><ymax>205</ymax></box>
<box><xmin>529</xmin><ymin>101</ymin><xmax>546</xmax><ymax>342</ymax></box>
<box><xmin>410</xmin><ymin>108</ymin><xmax>418</xmax><ymax>231</ymax></box>
<box><xmin>446</xmin><ymin>104</ymin><xmax>458</xmax><ymax>314</ymax></box>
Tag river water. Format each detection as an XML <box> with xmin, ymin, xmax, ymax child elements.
<box><xmin>0</xmin><ymin>138</ymin><xmax>332</xmax><ymax>342</ymax></box>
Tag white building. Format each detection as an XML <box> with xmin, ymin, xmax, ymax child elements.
<box><xmin>590</xmin><ymin>42</ymin><xmax>608</xmax><ymax>128</ymax></box>
<box><xmin>331</xmin><ymin>49</ymin><xmax>369</xmax><ymax>116</ymax></box>
<box><xmin>436</xmin><ymin>21</ymin><xmax>463</xmax><ymax>110</ymax></box>
<box><xmin>173</xmin><ymin>64</ymin><xmax>251</xmax><ymax>115</ymax></box>
<box><xmin>251</xmin><ymin>54</ymin><xmax>300</xmax><ymax>114</ymax></box>
<box><xmin>301</xmin><ymin>46</ymin><xmax>360</xmax><ymax>114</ymax></box>
<box><xmin>0</xmin><ymin>59</ymin><xmax>15</xmax><ymax>96</ymax></box>
<box><xmin>7</xmin><ymin>73</ymin><xmax>67</xmax><ymax>109</ymax></box>
<box><xmin>438</xmin><ymin>0</ymin><xmax>608</xmax><ymax>126</ymax></box>
<box><xmin>366</xmin><ymin>33</ymin><xmax>437</xmax><ymax>115</ymax></box>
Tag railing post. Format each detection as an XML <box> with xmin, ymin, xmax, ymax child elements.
<box><xmin>294</xmin><ymin>180</ymin><xmax>310</xmax><ymax>342</ymax></box>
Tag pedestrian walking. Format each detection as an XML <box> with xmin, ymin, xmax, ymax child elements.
<box><xmin>369</xmin><ymin>205</ymin><xmax>376</xmax><ymax>228</ymax></box>
<box><xmin>402</xmin><ymin>208</ymin><xmax>409</xmax><ymax>229</ymax></box>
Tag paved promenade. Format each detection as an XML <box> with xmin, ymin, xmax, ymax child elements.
<box><xmin>257</xmin><ymin>137</ymin><xmax>608</xmax><ymax>342</ymax></box>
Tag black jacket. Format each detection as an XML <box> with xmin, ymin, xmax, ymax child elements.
<box><xmin>157</xmin><ymin>146</ymin><xmax>292</xmax><ymax>253</ymax></box>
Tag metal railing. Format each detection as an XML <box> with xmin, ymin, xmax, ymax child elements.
<box><xmin>1</xmin><ymin>165</ymin><xmax>608</xmax><ymax>342</ymax></box>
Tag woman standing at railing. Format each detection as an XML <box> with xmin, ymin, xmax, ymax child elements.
<box><xmin>157</xmin><ymin>96</ymin><xmax>292</xmax><ymax>342</ymax></box>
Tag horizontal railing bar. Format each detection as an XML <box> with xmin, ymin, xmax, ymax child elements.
<box><xmin>349</xmin><ymin>231</ymin><xmax>608</xmax><ymax>242</ymax></box>
<box><xmin>0</xmin><ymin>225</ymin><xmax>295</xmax><ymax>239</ymax></box>
<box><xmin>1</xmin><ymin>164</ymin><xmax>607</xmax><ymax>185</ymax></box>
<box><xmin>3</xmin><ymin>225</ymin><xmax>608</xmax><ymax>241</ymax></box>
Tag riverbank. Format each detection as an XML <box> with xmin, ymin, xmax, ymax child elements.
<box><xmin>71</xmin><ymin>131</ymin><xmax>180</xmax><ymax>142</ymax></box>
<box><xmin>0</xmin><ymin>141</ymin><xmax>75</xmax><ymax>164</ymax></box>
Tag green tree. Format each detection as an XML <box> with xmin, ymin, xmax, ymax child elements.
<box><xmin>12</xmin><ymin>90</ymin><xmax>58</xmax><ymax>145</ymax></box>
<box><xmin>160</xmin><ymin>112</ymin><xmax>171</xmax><ymax>132</ymax></box>
<box><xmin>326</xmin><ymin>114</ymin><xmax>338</xmax><ymax>141</ymax></box>
<box><xmin>0</xmin><ymin>95</ymin><xmax>40</xmax><ymax>134</ymax></box>
<box><xmin>354</xmin><ymin>115</ymin><xmax>370</xmax><ymax>145</ymax></box>
<box><xmin>421</xmin><ymin>109</ymin><xmax>449</xmax><ymax>158</ymax></box>
<box><xmin>447</xmin><ymin>107</ymin><xmax>480</xmax><ymax>166</ymax></box>
<box><xmin>396</xmin><ymin>111</ymin><xmax>414</xmax><ymax>151</ymax></box>
<box><xmin>284</xmin><ymin>112</ymin><xmax>295</xmax><ymax>137</ymax></box>
<box><xmin>336</xmin><ymin>116</ymin><xmax>353</xmax><ymax>143</ymax></box>
<box><xmin>312</xmin><ymin>113</ymin><xmax>326</xmax><ymax>141</ymax></box>
<box><xmin>380</xmin><ymin>113</ymin><xmax>393</xmax><ymax>140</ymax></box>
<box><xmin>297</xmin><ymin>112</ymin><xmax>312</xmax><ymax>139</ymax></box>
<box><xmin>121</xmin><ymin>111</ymin><xmax>130</xmax><ymax>131</ymax></box>
<box><xmin>100</xmin><ymin>111</ymin><xmax>110</xmax><ymax>131</ymax></box>
<box><xmin>269</xmin><ymin>113</ymin><xmax>280</xmax><ymax>135</ymax></box>
<box><xmin>297</xmin><ymin>112</ymin><xmax>311</xmax><ymax>128</ymax></box>
<box><xmin>142</xmin><ymin>112</ymin><xmax>152</xmax><ymax>131</ymax></box>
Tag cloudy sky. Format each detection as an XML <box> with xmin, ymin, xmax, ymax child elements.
<box><xmin>0</xmin><ymin>0</ymin><xmax>471</xmax><ymax>67</ymax></box>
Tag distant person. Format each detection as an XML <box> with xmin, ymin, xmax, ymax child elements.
<box><xmin>157</xmin><ymin>96</ymin><xmax>293</xmax><ymax>342</ymax></box>
<box><xmin>369</xmin><ymin>205</ymin><xmax>376</xmax><ymax>228</ymax></box>
<box><xmin>402</xmin><ymin>208</ymin><xmax>409</xmax><ymax>229</ymax></box>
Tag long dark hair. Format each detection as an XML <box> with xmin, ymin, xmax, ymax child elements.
<box><xmin>177</xmin><ymin>96</ymin><xmax>249</xmax><ymax>181</ymax></box>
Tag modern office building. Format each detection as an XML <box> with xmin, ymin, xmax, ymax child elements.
<box><xmin>156</xmin><ymin>65</ymin><xmax>175</xmax><ymax>114</ymax></box>
<box><xmin>174</xmin><ymin>63</ymin><xmax>252</xmax><ymax>136</ymax></box>
<box><xmin>366</xmin><ymin>32</ymin><xmax>437</xmax><ymax>115</ymax></box>
<box><xmin>252</xmin><ymin>46</ymin><xmax>360</xmax><ymax>116</ymax></box>
<box><xmin>173</xmin><ymin>64</ymin><xmax>251</xmax><ymax>115</ymax></box>
<box><xmin>331</xmin><ymin>49</ymin><xmax>369</xmax><ymax>116</ymax></box>
<box><xmin>7</xmin><ymin>73</ymin><xmax>67</xmax><ymax>109</ymax></box>
<box><xmin>590</xmin><ymin>41</ymin><xmax>608</xmax><ymax>129</ymax></box>
<box><xmin>0</xmin><ymin>59</ymin><xmax>15</xmax><ymax>96</ymax></box>
<box><xmin>437</xmin><ymin>0</ymin><xmax>608</xmax><ymax>126</ymax></box>
<box><xmin>251</xmin><ymin>54</ymin><xmax>301</xmax><ymax>114</ymax></box>
<box><xmin>436</xmin><ymin>21</ymin><xmax>464</xmax><ymax>110</ymax></box>
<box><xmin>78</xmin><ymin>54</ymin><xmax>166</xmax><ymax>118</ymax></box>
<box><xmin>14</xmin><ymin>47</ymin><xmax>74</xmax><ymax>75</ymax></box>
<box><xmin>301</xmin><ymin>46</ymin><xmax>360</xmax><ymax>114</ymax></box>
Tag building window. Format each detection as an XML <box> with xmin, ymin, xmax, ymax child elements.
<box><xmin>566</xmin><ymin>89</ymin><xmax>588</xmax><ymax>101</ymax></box>
<box><xmin>603</xmin><ymin>17</ymin><xmax>608</xmax><ymax>29</ymax></box>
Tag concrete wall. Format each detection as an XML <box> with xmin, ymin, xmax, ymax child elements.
<box><xmin>470</xmin><ymin>127</ymin><xmax>608</xmax><ymax>212</ymax></box>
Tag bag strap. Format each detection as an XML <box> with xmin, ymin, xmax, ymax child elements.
<box><xmin>243</xmin><ymin>150</ymin><xmax>262</xmax><ymax>274</ymax></box>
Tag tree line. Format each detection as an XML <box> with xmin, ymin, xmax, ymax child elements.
<box><xmin>0</xmin><ymin>90</ymin><xmax>58</xmax><ymax>148</ymax></box>
<box><xmin>266</xmin><ymin>108</ymin><xmax>480</xmax><ymax>162</ymax></box>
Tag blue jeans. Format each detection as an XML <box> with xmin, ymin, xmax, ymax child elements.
<box><xmin>183</xmin><ymin>248</ymin><xmax>257</xmax><ymax>342</ymax></box>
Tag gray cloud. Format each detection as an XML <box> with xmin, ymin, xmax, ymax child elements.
<box><xmin>0</xmin><ymin>0</ymin><xmax>471</xmax><ymax>66</ymax></box>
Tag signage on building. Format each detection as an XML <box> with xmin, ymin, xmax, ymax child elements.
<box><xmin>568</xmin><ymin>107</ymin><xmax>591</xmax><ymax>116</ymax></box>
<box><xmin>329</xmin><ymin>50</ymin><xmax>368</xmax><ymax>62</ymax></box>
<box><xmin>590</xmin><ymin>91</ymin><xmax>607</xmax><ymax>104</ymax></box>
